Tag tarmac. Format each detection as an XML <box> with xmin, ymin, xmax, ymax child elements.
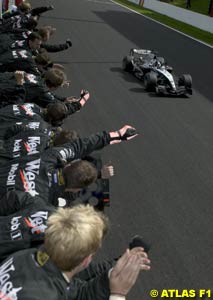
<box><xmin>32</xmin><ymin>0</ymin><xmax>213</xmax><ymax>297</ymax></box>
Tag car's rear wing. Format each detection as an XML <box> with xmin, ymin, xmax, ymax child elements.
<box><xmin>130</xmin><ymin>49</ymin><xmax>152</xmax><ymax>55</ymax></box>
<box><xmin>129</xmin><ymin>48</ymin><xmax>158</xmax><ymax>56</ymax></box>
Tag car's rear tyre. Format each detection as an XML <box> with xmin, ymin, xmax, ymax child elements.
<box><xmin>122</xmin><ymin>56</ymin><xmax>134</xmax><ymax>72</ymax></box>
<box><xmin>178</xmin><ymin>74</ymin><xmax>192</xmax><ymax>88</ymax></box>
<box><xmin>144</xmin><ymin>72</ymin><xmax>158</xmax><ymax>91</ymax></box>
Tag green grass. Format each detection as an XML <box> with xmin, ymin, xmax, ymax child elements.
<box><xmin>170</xmin><ymin>0</ymin><xmax>209</xmax><ymax>16</ymax></box>
<box><xmin>113</xmin><ymin>0</ymin><xmax>213</xmax><ymax>45</ymax></box>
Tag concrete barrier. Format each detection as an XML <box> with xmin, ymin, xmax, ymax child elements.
<box><xmin>129</xmin><ymin>0</ymin><xmax>140</xmax><ymax>4</ymax></box>
<box><xmin>0</xmin><ymin>0</ymin><xmax>2</xmax><ymax>17</ymax></box>
<box><xmin>143</xmin><ymin>0</ymin><xmax>213</xmax><ymax>33</ymax></box>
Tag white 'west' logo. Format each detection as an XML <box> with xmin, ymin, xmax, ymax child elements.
<box><xmin>20</xmin><ymin>159</ymin><xmax>41</xmax><ymax>196</ymax></box>
<box><xmin>11</xmin><ymin>40</ymin><xmax>25</xmax><ymax>48</ymax></box>
<box><xmin>26</xmin><ymin>211</ymin><xmax>48</xmax><ymax>234</ymax></box>
<box><xmin>20</xmin><ymin>104</ymin><xmax>35</xmax><ymax>116</ymax></box>
<box><xmin>13</xmin><ymin>104</ymin><xmax>35</xmax><ymax>117</ymax></box>
<box><xmin>25</xmin><ymin>74</ymin><xmax>38</xmax><ymax>84</ymax></box>
<box><xmin>10</xmin><ymin>211</ymin><xmax>48</xmax><ymax>240</ymax></box>
<box><xmin>0</xmin><ymin>258</ymin><xmax>22</xmax><ymax>300</ymax></box>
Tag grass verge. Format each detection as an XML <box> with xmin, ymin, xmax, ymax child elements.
<box><xmin>170</xmin><ymin>0</ymin><xmax>209</xmax><ymax>16</ymax></box>
<box><xmin>113</xmin><ymin>0</ymin><xmax>213</xmax><ymax>45</ymax></box>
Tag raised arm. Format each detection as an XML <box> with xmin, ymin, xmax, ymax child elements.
<box><xmin>46</xmin><ymin>125</ymin><xmax>138</xmax><ymax>163</ymax></box>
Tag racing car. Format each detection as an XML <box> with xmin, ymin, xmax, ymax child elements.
<box><xmin>122</xmin><ymin>49</ymin><xmax>192</xmax><ymax>96</ymax></box>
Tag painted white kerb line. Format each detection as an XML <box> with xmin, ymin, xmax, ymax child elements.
<box><xmin>110</xmin><ymin>0</ymin><xmax>213</xmax><ymax>49</ymax></box>
<box><xmin>87</xmin><ymin>0</ymin><xmax>115</xmax><ymax>4</ymax></box>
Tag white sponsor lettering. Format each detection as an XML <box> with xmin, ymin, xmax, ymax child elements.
<box><xmin>20</xmin><ymin>104</ymin><xmax>35</xmax><ymax>116</ymax></box>
<box><xmin>10</xmin><ymin>217</ymin><xmax>22</xmax><ymax>240</ymax></box>
<box><xmin>12</xmin><ymin>137</ymin><xmax>40</xmax><ymax>157</ymax></box>
<box><xmin>22</xmin><ymin>159</ymin><xmax>41</xmax><ymax>196</ymax></box>
<box><xmin>27</xmin><ymin>211</ymin><xmax>48</xmax><ymax>234</ymax></box>
<box><xmin>59</xmin><ymin>148</ymin><xmax>74</xmax><ymax>161</ymax></box>
<box><xmin>11</xmin><ymin>216</ymin><xmax>22</xmax><ymax>232</ymax></box>
<box><xmin>0</xmin><ymin>258</ymin><xmax>22</xmax><ymax>300</ymax></box>
<box><xmin>12</xmin><ymin>50</ymin><xmax>18</xmax><ymax>59</ymax></box>
<box><xmin>11</xmin><ymin>40</ymin><xmax>25</xmax><ymax>48</ymax></box>
<box><xmin>26</xmin><ymin>122</ymin><xmax>40</xmax><ymax>130</ymax></box>
<box><xmin>12</xmin><ymin>105</ymin><xmax>20</xmax><ymax>116</ymax></box>
<box><xmin>25</xmin><ymin>73</ymin><xmax>38</xmax><ymax>84</ymax></box>
<box><xmin>6</xmin><ymin>164</ymin><xmax>19</xmax><ymax>186</ymax></box>
<box><xmin>26</xmin><ymin>136</ymin><xmax>40</xmax><ymax>155</ymax></box>
<box><xmin>18</xmin><ymin>50</ymin><xmax>28</xmax><ymax>59</ymax></box>
<box><xmin>13</xmin><ymin>140</ymin><xmax>22</xmax><ymax>158</ymax></box>
<box><xmin>13</xmin><ymin>104</ymin><xmax>35</xmax><ymax>117</ymax></box>
<box><xmin>10</xmin><ymin>211</ymin><xmax>48</xmax><ymax>240</ymax></box>
<box><xmin>12</xmin><ymin>49</ymin><xmax>28</xmax><ymax>58</ymax></box>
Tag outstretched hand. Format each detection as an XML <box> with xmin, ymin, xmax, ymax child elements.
<box><xmin>79</xmin><ymin>90</ymin><xmax>90</xmax><ymax>106</ymax></box>
<box><xmin>109</xmin><ymin>125</ymin><xmax>138</xmax><ymax>144</ymax></box>
<box><xmin>101</xmin><ymin>164</ymin><xmax>114</xmax><ymax>179</ymax></box>
<box><xmin>66</xmin><ymin>39</ymin><xmax>72</xmax><ymax>47</ymax></box>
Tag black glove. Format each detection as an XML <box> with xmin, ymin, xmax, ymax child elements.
<box><xmin>129</xmin><ymin>235</ymin><xmax>151</xmax><ymax>253</ymax></box>
<box><xmin>110</xmin><ymin>128</ymin><xmax>137</xmax><ymax>142</ymax></box>
<box><xmin>66</xmin><ymin>39</ymin><xmax>72</xmax><ymax>47</ymax></box>
<box><xmin>80</xmin><ymin>90</ymin><xmax>89</xmax><ymax>98</ymax></box>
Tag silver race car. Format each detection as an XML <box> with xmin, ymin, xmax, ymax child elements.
<box><xmin>122</xmin><ymin>49</ymin><xmax>192</xmax><ymax>96</ymax></box>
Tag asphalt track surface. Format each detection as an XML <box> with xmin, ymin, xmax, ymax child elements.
<box><xmin>33</xmin><ymin>0</ymin><xmax>213</xmax><ymax>297</ymax></box>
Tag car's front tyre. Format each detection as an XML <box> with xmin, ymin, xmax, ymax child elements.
<box><xmin>178</xmin><ymin>74</ymin><xmax>192</xmax><ymax>89</ymax></box>
<box><xmin>144</xmin><ymin>72</ymin><xmax>158</xmax><ymax>92</ymax></box>
<box><xmin>122</xmin><ymin>56</ymin><xmax>134</xmax><ymax>72</ymax></box>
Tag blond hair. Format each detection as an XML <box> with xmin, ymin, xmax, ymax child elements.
<box><xmin>44</xmin><ymin>205</ymin><xmax>109</xmax><ymax>271</ymax></box>
<box><xmin>19</xmin><ymin>1</ymin><xmax>31</xmax><ymax>12</ymax></box>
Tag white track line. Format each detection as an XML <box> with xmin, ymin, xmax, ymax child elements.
<box><xmin>110</xmin><ymin>0</ymin><xmax>213</xmax><ymax>49</ymax></box>
<box><xmin>87</xmin><ymin>0</ymin><xmax>115</xmax><ymax>4</ymax></box>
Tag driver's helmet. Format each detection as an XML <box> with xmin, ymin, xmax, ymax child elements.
<box><xmin>156</xmin><ymin>61</ymin><xmax>161</xmax><ymax>68</ymax></box>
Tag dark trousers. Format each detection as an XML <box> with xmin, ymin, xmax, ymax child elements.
<box><xmin>186</xmin><ymin>0</ymin><xmax>191</xmax><ymax>8</ymax></box>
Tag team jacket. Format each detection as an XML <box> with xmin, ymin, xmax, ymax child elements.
<box><xmin>0</xmin><ymin>39</ymin><xmax>32</xmax><ymax>55</ymax></box>
<box><xmin>0</xmin><ymin>120</ymin><xmax>50</xmax><ymax>140</ymax></box>
<box><xmin>0</xmin><ymin>37</ymin><xmax>69</xmax><ymax>55</ymax></box>
<box><xmin>0</xmin><ymin>49</ymin><xmax>40</xmax><ymax>75</ymax></box>
<box><xmin>0</xmin><ymin>72</ymin><xmax>25</xmax><ymax>107</ymax></box>
<box><xmin>0</xmin><ymin>102</ymin><xmax>81</xmax><ymax>125</ymax></box>
<box><xmin>2</xmin><ymin>6</ymin><xmax>52</xmax><ymax>20</ymax></box>
<box><xmin>0</xmin><ymin>195</ymin><xmax>113</xmax><ymax>283</ymax></box>
<box><xmin>23</xmin><ymin>73</ymin><xmax>85</xmax><ymax>107</ymax></box>
<box><xmin>0</xmin><ymin>14</ymin><xmax>34</xmax><ymax>33</ymax></box>
<box><xmin>0</xmin><ymin>131</ymin><xmax>111</xmax><ymax>215</ymax></box>
<box><xmin>0</xmin><ymin>30</ymin><xmax>31</xmax><ymax>49</ymax></box>
<box><xmin>0</xmin><ymin>103</ymin><xmax>43</xmax><ymax>123</ymax></box>
<box><xmin>0</xmin><ymin>128</ymin><xmax>52</xmax><ymax>165</ymax></box>
<box><xmin>0</xmin><ymin>199</ymin><xmax>55</xmax><ymax>262</ymax></box>
<box><xmin>0</xmin><ymin>247</ymin><xmax>111</xmax><ymax>300</ymax></box>
<box><xmin>23</xmin><ymin>73</ymin><xmax>68</xmax><ymax>107</ymax></box>
<box><xmin>0</xmin><ymin>73</ymin><xmax>79</xmax><ymax>107</ymax></box>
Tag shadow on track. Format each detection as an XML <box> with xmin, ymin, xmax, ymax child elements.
<box><xmin>93</xmin><ymin>9</ymin><xmax>212</xmax><ymax>101</ymax></box>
